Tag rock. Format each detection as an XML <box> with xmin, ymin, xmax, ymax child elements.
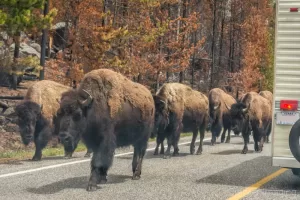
<box><xmin>0</xmin><ymin>116</ymin><xmax>6</xmax><ymax>125</ymax></box>
<box><xmin>3</xmin><ymin>123</ymin><xmax>19</xmax><ymax>132</ymax></box>
<box><xmin>3</xmin><ymin>107</ymin><xmax>15</xmax><ymax>116</ymax></box>
<box><xmin>30</xmin><ymin>43</ymin><xmax>41</xmax><ymax>53</ymax></box>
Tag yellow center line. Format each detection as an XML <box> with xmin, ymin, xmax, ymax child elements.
<box><xmin>227</xmin><ymin>168</ymin><xmax>288</xmax><ymax>200</ymax></box>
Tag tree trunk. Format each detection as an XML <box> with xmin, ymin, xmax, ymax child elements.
<box><xmin>12</xmin><ymin>32</ymin><xmax>21</xmax><ymax>90</ymax></box>
<box><xmin>210</xmin><ymin>0</ymin><xmax>217</xmax><ymax>89</ymax></box>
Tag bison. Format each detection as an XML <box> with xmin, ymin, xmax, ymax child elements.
<box><xmin>208</xmin><ymin>88</ymin><xmax>237</xmax><ymax>145</ymax></box>
<box><xmin>258</xmin><ymin>90</ymin><xmax>273</xmax><ymax>142</ymax></box>
<box><xmin>225</xmin><ymin>92</ymin><xmax>272</xmax><ymax>154</ymax></box>
<box><xmin>56</xmin><ymin>69</ymin><xmax>155</xmax><ymax>191</ymax></box>
<box><xmin>152</xmin><ymin>83</ymin><xmax>209</xmax><ymax>159</ymax></box>
<box><xmin>15</xmin><ymin>80</ymin><xmax>91</xmax><ymax>161</ymax></box>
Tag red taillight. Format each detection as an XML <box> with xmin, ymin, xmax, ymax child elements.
<box><xmin>290</xmin><ymin>8</ymin><xmax>298</xmax><ymax>12</ymax></box>
<box><xmin>280</xmin><ymin>100</ymin><xmax>298</xmax><ymax>111</ymax></box>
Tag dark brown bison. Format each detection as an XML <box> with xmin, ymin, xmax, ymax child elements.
<box><xmin>225</xmin><ymin>92</ymin><xmax>272</xmax><ymax>154</ymax></box>
<box><xmin>208</xmin><ymin>88</ymin><xmax>237</xmax><ymax>145</ymax></box>
<box><xmin>152</xmin><ymin>83</ymin><xmax>209</xmax><ymax>159</ymax></box>
<box><xmin>56</xmin><ymin>69</ymin><xmax>155</xmax><ymax>191</ymax></box>
<box><xmin>15</xmin><ymin>80</ymin><xmax>71</xmax><ymax>161</ymax></box>
<box><xmin>15</xmin><ymin>80</ymin><xmax>92</xmax><ymax>161</ymax></box>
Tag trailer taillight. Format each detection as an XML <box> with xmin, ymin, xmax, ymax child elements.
<box><xmin>290</xmin><ymin>8</ymin><xmax>298</xmax><ymax>12</ymax></box>
<box><xmin>280</xmin><ymin>100</ymin><xmax>298</xmax><ymax>111</ymax></box>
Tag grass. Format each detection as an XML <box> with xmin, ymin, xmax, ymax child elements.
<box><xmin>0</xmin><ymin>133</ymin><xmax>194</xmax><ymax>163</ymax></box>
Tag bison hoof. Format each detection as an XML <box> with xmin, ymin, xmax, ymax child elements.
<box><xmin>84</xmin><ymin>153</ymin><xmax>91</xmax><ymax>158</ymax></box>
<box><xmin>163</xmin><ymin>154</ymin><xmax>171</xmax><ymax>159</ymax></box>
<box><xmin>86</xmin><ymin>184</ymin><xmax>100</xmax><ymax>191</ymax></box>
<box><xmin>31</xmin><ymin>156</ymin><xmax>42</xmax><ymax>161</ymax></box>
<box><xmin>190</xmin><ymin>148</ymin><xmax>195</xmax><ymax>155</ymax></box>
<box><xmin>225</xmin><ymin>138</ymin><xmax>230</xmax><ymax>143</ymax></box>
<box><xmin>97</xmin><ymin>179</ymin><xmax>107</xmax><ymax>184</ymax></box>
<box><xmin>132</xmin><ymin>175</ymin><xmax>141</xmax><ymax>180</ymax></box>
<box><xmin>196</xmin><ymin>150</ymin><xmax>202</xmax><ymax>155</ymax></box>
<box><xmin>221</xmin><ymin>138</ymin><xmax>225</xmax><ymax>143</ymax></box>
<box><xmin>241</xmin><ymin>149</ymin><xmax>248</xmax><ymax>154</ymax></box>
<box><xmin>160</xmin><ymin>150</ymin><xmax>165</xmax><ymax>155</ymax></box>
<box><xmin>153</xmin><ymin>149</ymin><xmax>159</xmax><ymax>155</ymax></box>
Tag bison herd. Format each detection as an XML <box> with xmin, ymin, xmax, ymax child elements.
<box><xmin>14</xmin><ymin>68</ymin><xmax>273</xmax><ymax>191</ymax></box>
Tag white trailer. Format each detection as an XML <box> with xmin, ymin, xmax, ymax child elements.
<box><xmin>272</xmin><ymin>0</ymin><xmax>300</xmax><ymax>175</ymax></box>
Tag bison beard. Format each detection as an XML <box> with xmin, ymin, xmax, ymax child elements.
<box><xmin>57</xmin><ymin>69</ymin><xmax>154</xmax><ymax>191</ymax></box>
<box><xmin>152</xmin><ymin>83</ymin><xmax>209</xmax><ymax>159</ymax></box>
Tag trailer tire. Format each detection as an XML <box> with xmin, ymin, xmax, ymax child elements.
<box><xmin>289</xmin><ymin>119</ymin><xmax>300</xmax><ymax>163</ymax></box>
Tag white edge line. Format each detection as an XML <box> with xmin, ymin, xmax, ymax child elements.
<box><xmin>0</xmin><ymin>138</ymin><xmax>213</xmax><ymax>179</ymax></box>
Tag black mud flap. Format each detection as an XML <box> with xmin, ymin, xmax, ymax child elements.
<box><xmin>289</xmin><ymin>118</ymin><xmax>300</xmax><ymax>163</ymax></box>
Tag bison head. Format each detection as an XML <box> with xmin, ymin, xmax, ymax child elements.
<box><xmin>225</xmin><ymin>102</ymin><xmax>250</xmax><ymax>133</ymax></box>
<box><xmin>15</xmin><ymin>101</ymin><xmax>43</xmax><ymax>145</ymax></box>
<box><xmin>152</xmin><ymin>95</ymin><xmax>169</xmax><ymax>138</ymax></box>
<box><xmin>56</xmin><ymin>89</ymin><xmax>92</xmax><ymax>157</ymax></box>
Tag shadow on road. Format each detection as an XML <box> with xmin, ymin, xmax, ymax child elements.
<box><xmin>117</xmin><ymin>152</ymin><xmax>191</xmax><ymax>160</ymax></box>
<box><xmin>196</xmin><ymin>156</ymin><xmax>281</xmax><ymax>187</ymax></box>
<box><xmin>26</xmin><ymin>174</ymin><xmax>132</xmax><ymax>194</ymax></box>
<box><xmin>211</xmin><ymin>149</ymin><xmax>255</xmax><ymax>155</ymax></box>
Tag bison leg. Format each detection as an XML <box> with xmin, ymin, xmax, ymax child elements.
<box><xmin>87</xmin><ymin>140</ymin><xmax>115</xmax><ymax>191</ymax></box>
<box><xmin>154</xmin><ymin>136</ymin><xmax>164</xmax><ymax>155</ymax></box>
<box><xmin>220</xmin><ymin>128</ymin><xmax>227</xmax><ymax>143</ymax></box>
<box><xmin>160</xmin><ymin>141</ymin><xmax>165</xmax><ymax>154</ymax></box>
<box><xmin>172</xmin><ymin>133</ymin><xmax>180</xmax><ymax>156</ymax></box>
<box><xmin>241</xmin><ymin>131</ymin><xmax>250</xmax><ymax>154</ymax></box>
<box><xmin>84</xmin><ymin>147</ymin><xmax>93</xmax><ymax>157</ymax></box>
<box><xmin>132</xmin><ymin>144</ymin><xmax>146</xmax><ymax>180</ymax></box>
<box><xmin>196</xmin><ymin>124</ymin><xmax>205</xmax><ymax>155</ymax></box>
<box><xmin>163</xmin><ymin>136</ymin><xmax>173</xmax><ymax>159</ymax></box>
<box><xmin>190</xmin><ymin>127</ymin><xmax>198</xmax><ymax>154</ymax></box>
<box><xmin>32</xmin><ymin>127</ymin><xmax>51</xmax><ymax>161</ymax></box>
<box><xmin>225</xmin><ymin>128</ymin><xmax>231</xmax><ymax>143</ymax></box>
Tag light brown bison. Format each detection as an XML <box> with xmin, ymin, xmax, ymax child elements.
<box><xmin>208</xmin><ymin>88</ymin><xmax>238</xmax><ymax>145</ymax></box>
<box><xmin>152</xmin><ymin>83</ymin><xmax>209</xmax><ymax>158</ymax></box>
<box><xmin>55</xmin><ymin>69</ymin><xmax>155</xmax><ymax>191</ymax></box>
<box><xmin>225</xmin><ymin>92</ymin><xmax>272</xmax><ymax>154</ymax></box>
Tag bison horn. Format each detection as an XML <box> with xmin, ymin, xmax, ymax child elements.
<box><xmin>242</xmin><ymin>104</ymin><xmax>250</xmax><ymax>113</ymax></box>
<box><xmin>159</xmin><ymin>100</ymin><xmax>166</xmax><ymax>105</ymax></box>
<box><xmin>213</xmin><ymin>103</ymin><xmax>220</xmax><ymax>110</ymax></box>
<box><xmin>224</xmin><ymin>102</ymin><xmax>231</xmax><ymax>110</ymax></box>
<box><xmin>79</xmin><ymin>89</ymin><xmax>93</xmax><ymax>107</ymax></box>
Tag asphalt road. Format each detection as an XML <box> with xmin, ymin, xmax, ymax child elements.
<box><xmin>0</xmin><ymin>134</ymin><xmax>300</xmax><ymax>200</ymax></box>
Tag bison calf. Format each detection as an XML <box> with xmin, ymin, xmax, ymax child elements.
<box><xmin>56</xmin><ymin>69</ymin><xmax>155</xmax><ymax>191</ymax></box>
<box><xmin>153</xmin><ymin>83</ymin><xmax>209</xmax><ymax>159</ymax></box>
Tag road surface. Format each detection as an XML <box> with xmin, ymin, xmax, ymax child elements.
<box><xmin>0</xmin><ymin>134</ymin><xmax>299</xmax><ymax>200</ymax></box>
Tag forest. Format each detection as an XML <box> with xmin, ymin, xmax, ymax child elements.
<box><xmin>0</xmin><ymin>0</ymin><xmax>275</xmax><ymax>95</ymax></box>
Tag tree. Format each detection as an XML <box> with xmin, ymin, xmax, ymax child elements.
<box><xmin>0</xmin><ymin>0</ymin><xmax>57</xmax><ymax>89</ymax></box>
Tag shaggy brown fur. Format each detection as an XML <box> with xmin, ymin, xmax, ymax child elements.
<box><xmin>24</xmin><ymin>80</ymin><xmax>71</xmax><ymax>125</ymax></box>
<box><xmin>209</xmin><ymin>88</ymin><xmax>237</xmax><ymax>145</ymax></box>
<box><xmin>259</xmin><ymin>90</ymin><xmax>273</xmax><ymax>104</ymax></box>
<box><xmin>57</xmin><ymin>68</ymin><xmax>155</xmax><ymax>191</ymax></box>
<box><xmin>153</xmin><ymin>83</ymin><xmax>209</xmax><ymax>157</ymax></box>
<box><xmin>78</xmin><ymin>69</ymin><xmax>154</xmax><ymax>120</ymax></box>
